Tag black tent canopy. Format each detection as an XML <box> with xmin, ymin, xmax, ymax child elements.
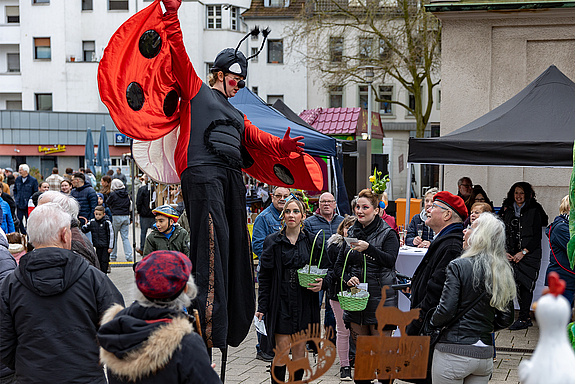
<box><xmin>408</xmin><ymin>65</ymin><xmax>575</xmax><ymax>167</ymax></box>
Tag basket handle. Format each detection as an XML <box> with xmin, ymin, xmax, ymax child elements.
<box><xmin>308</xmin><ymin>229</ymin><xmax>325</xmax><ymax>273</ymax></box>
<box><xmin>340</xmin><ymin>249</ymin><xmax>367</xmax><ymax>292</ymax></box>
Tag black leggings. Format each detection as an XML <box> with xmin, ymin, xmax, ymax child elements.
<box><xmin>516</xmin><ymin>280</ymin><xmax>534</xmax><ymax>320</ymax></box>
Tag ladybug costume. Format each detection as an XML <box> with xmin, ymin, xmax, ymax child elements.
<box><xmin>98</xmin><ymin>0</ymin><xmax>323</xmax><ymax>349</ymax></box>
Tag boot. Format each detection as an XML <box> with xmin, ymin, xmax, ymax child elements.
<box><xmin>271</xmin><ymin>365</ymin><xmax>286</xmax><ymax>383</ymax></box>
<box><xmin>294</xmin><ymin>369</ymin><xmax>304</xmax><ymax>381</ymax></box>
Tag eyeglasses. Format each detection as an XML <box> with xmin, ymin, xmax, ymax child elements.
<box><xmin>319</xmin><ymin>200</ymin><xmax>335</xmax><ymax>204</ymax></box>
<box><xmin>431</xmin><ymin>202</ymin><xmax>450</xmax><ymax>212</ymax></box>
<box><xmin>273</xmin><ymin>194</ymin><xmax>290</xmax><ymax>200</ymax></box>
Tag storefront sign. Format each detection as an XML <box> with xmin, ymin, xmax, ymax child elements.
<box><xmin>38</xmin><ymin>144</ymin><xmax>66</xmax><ymax>155</ymax></box>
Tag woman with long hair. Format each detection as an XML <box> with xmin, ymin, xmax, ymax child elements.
<box><xmin>256</xmin><ymin>196</ymin><xmax>323</xmax><ymax>383</ymax></box>
<box><xmin>334</xmin><ymin>189</ymin><xmax>399</xmax><ymax>384</ymax></box>
<box><xmin>60</xmin><ymin>179</ymin><xmax>72</xmax><ymax>195</ymax></box>
<box><xmin>430</xmin><ymin>212</ymin><xmax>516</xmax><ymax>384</ymax></box>
<box><xmin>499</xmin><ymin>182</ymin><xmax>548</xmax><ymax>330</ymax></box>
<box><xmin>99</xmin><ymin>175</ymin><xmax>112</xmax><ymax>201</ymax></box>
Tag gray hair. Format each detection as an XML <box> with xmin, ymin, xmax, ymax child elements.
<box><xmin>424</xmin><ymin>187</ymin><xmax>439</xmax><ymax>199</ymax></box>
<box><xmin>19</xmin><ymin>164</ymin><xmax>29</xmax><ymax>173</ymax></box>
<box><xmin>137</xmin><ymin>275</ymin><xmax>198</xmax><ymax>310</ymax></box>
<box><xmin>460</xmin><ymin>212</ymin><xmax>516</xmax><ymax>311</ymax></box>
<box><xmin>28</xmin><ymin>203</ymin><xmax>71</xmax><ymax>246</ymax></box>
<box><xmin>38</xmin><ymin>191</ymin><xmax>80</xmax><ymax>218</ymax></box>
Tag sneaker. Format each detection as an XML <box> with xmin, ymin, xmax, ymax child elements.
<box><xmin>509</xmin><ymin>319</ymin><xmax>529</xmax><ymax>330</ymax></box>
<box><xmin>340</xmin><ymin>366</ymin><xmax>352</xmax><ymax>381</ymax></box>
<box><xmin>256</xmin><ymin>351</ymin><xmax>274</xmax><ymax>362</ymax></box>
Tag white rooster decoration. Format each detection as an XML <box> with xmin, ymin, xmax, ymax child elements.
<box><xmin>519</xmin><ymin>272</ymin><xmax>575</xmax><ymax>384</ymax></box>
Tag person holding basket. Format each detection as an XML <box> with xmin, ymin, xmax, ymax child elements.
<box><xmin>256</xmin><ymin>195</ymin><xmax>325</xmax><ymax>384</ymax></box>
<box><xmin>334</xmin><ymin>189</ymin><xmax>399</xmax><ymax>382</ymax></box>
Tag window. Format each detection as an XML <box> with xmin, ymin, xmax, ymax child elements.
<box><xmin>359</xmin><ymin>85</ymin><xmax>369</xmax><ymax>109</ymax></box>
<box><xmin>329</xmin><ymin>86</ymin><xmax>343</xmax><ymax>108</ymax></box>
<box><xmin>251</xmin><ymin>47</ymin><xmax>259</xmax><ymax>62</ymax></box>
<box><xmin>379</xmin><ymin>85</ymin><xmax>393</xmax><ymax>115</ymax></box>
<box><xmin>34</xmin><ymin>38</ymin><xmax>51</xmax><ymax>60</ymax></box>
<box><xmin>231</xmin><ymin>7</ymin><xmax>238</xmax><ymax>31</ymax></box>
<box><xmin>267</xmin><ymin>95</ymin><xmax>283</xmax><ymax>105</ymax></box>
<box><xmin>251</xmin><ymin>34</ymin><xmax>259</xmax><ymax>41</ymax></box>
<box><xmin>437</xmin><ymin>89</ymin><xmax>441</xmax><ymax>110</ymax></box>
<box><xmin>83</xmin><ymin>41</ymin><xmax>95</xmax><ymax>61</ymax></box>
<box><xmin>267</xmin><ymin>40</ymin><xmax>283</xmax><ymax>64</ymax></box>
<box><xmin>33</xmin><ymin>0</ymin><xmax>49</xmax><ymax>4</ymax></box>
<box><xmin>408</xmin><ymin>91</ymin><xmax>415</xmax><ymax>116</ymax></box>
<box><xmin>6</xmin><ymin>6</ymin><xmax>19</xmax><ymax>23</ymax></box>
<box><xmin>268</xmin><ymin>0</ymin><xmax>286</xmax><ymax>7</ymax></box>
<box><xmin>205</xmin><ymin>62</ymin><xmax>214</xmax><ymax>82</ymax></box>
<box><xmin>6</xmin><ymin>100</ymin><xmax>22</xmax><ymax>110</ymax></box>
<box><xmin>359</xmin><ymin>37</ymin><xmax>373</xmax><ymax>63</ymax></box>
<box><xmin>329</xmin><ymin>37</ymin><xmax>343</xmax><ymax>63</ymax></box>
<box><xmin>379</xmin><ymin>38</ymin><xmax>393</xmax><ymax>61</ymax></box>
<box><xmin>82</xmin><ymin>0</ymin><xmax>93</xmax><ymax>10</ymax></box>
<box><xmin>207</xmin><ymin>5</ymin><xmax>222</xmax><ymax>29</ymax></box>
<box><xmin>7</xmin><ymin>53</ymin><xmax>20</xmax><ymax>72</ymax></box>
<box><xmin>252</xmin><ymin>86</ymin><xmax>258</xmax><ymax>95</ymax></box>
<box><xmin>35</xmin><ymin>93</ymin><xmax>52</xmax><ymax>111</ymax></box>
<box><xmin>108</xmin><ymin>0</ymin><xmax>128</xmax><ymax>10</ymax></box>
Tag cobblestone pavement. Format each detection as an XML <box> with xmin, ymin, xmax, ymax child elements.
<box><xmin>109</xmin><ymin>226</ymin><xmax>536</xmax><ymax>383</ymax></box>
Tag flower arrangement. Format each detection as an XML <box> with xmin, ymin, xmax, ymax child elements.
<box><xmin>369</xmin><ymin>168</ymin><xmax>390</xmax><ymax>195</ymax></box>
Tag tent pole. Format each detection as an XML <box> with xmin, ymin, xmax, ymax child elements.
<box><xmin>405</xmin><ymin>163</ymin><xmax>412</xmax><ymax>228</ymax></box>
<box><xmin>439</xmin><ymin>165</ymin><xmax>444</xmax><ymax>190</ymax></box>
<box><xmin>327</xmin><ymin>157</ymin><xmax>333</xmax><ymax>193</ymax></box>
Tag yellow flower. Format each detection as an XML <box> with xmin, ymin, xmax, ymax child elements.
<box><xmin>369</xmin><ymin>175</ymin><xmax>376</xmax><ymax>183</ymax></box>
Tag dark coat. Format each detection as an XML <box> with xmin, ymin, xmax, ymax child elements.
<box><xmin>545</xmin><ymin>214</ymin><xmax>575</xmax><ymax>288</ymax></box>
<box><xmin>98</xmin><ymin>303</ymin><xmax>221</xmax><ymax>384</ymax></box>
<box><xmin>136</xmin><ymin>185</ymin><xmax>154</xmax><ymax>218</ymax></box>
<box><xmin>71</xmin><ymin>218</ymin><xmax>99</xmax><ymax>268</ymax></box>
<box><xmin>71</xmin><ymin>183</ymin><xmax>99</xmax><ymax>221</ymax></box>
<box><xmin>13</xmin><ymin>175</ymin><xmax>38</xmax><ymax>210</ymax></box>
<box><xmin>82</xmin><ymin>216</ymin><xmax>114</xmax><ymax>249</ymax></box>
<box><xmin>0</xmin><ymin>247</ymin><xmax>124</xmax><ymax>383</ymax></box>
<box><xmin>405</xmin><ymin>211</ymin><xmax>434</xmax><ymax>247</ymax></box>
<box><xmin>304</xmin><ymin>213</ymin><xmax>344</xmax><ymax>241</ymax></box>
<box><xmin>334</xmin><ymin>216</ymin><xmax>399</xmax><ymax>325</ymax></box>
<box><xmin>107</xmin><ymin>188</ymin><xmax>131</xmax><ymax>216</ymax></box>
<box><xmin>257</xmin><ymin>229</ymin><xmax>322</xmax><ymax>351</ymax></box>
<box><xmin>406</xmin><ymin>223</ymin><xmax>464</xmax><ymax>335</ymax></box>
<box><xmin>323</xmin><ymin>234</ymin><xmax>346</xmax><ymax>301</ymax></box>
<box><xmin>499</xmin><ymin>198</ymin><xmax>546</xmax><ymax>288</ymax></box>
<box><xmin>430</xmin><ymin>257</ymin><xmax>514</xmax><ymax>346</ymax></box>
<box><xmin>0</xmin><ymin>235</ymin><xmax>16</xmax><ymax>379</ymax></box>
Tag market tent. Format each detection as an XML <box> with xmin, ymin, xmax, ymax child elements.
<box><xmin>230</xmin><ymin>88</ymin><xmax>337</xmax><ymax>157</ymax></box>
<box><xmin>408</xmin><ymin>65</ymin><xmax>575</xmax><ymax>167</ymax></box>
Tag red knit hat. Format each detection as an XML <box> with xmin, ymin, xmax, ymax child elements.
<box><xmin>433</xmin><ymin>191</ymin><xmax>468</xmax><ymax>220</ymax></box>
<box><xmin>135</xmin><ymin>251</ymin><xmax>192</xmax><ymax>301</ymax></box>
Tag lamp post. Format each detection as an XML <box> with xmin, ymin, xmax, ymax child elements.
<box><xmin>365</xmin><ymin>66</ymin><xmax>374</xmax><ymax>140</ymax></box>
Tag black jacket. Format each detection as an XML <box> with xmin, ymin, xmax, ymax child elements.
<box><xmin>545</xmin><ymin>214</ymin><xmax>575</xmax><ymax>286</ymax></box>
<box><xmin>405</xmin><ymin>211</ymin><xmax>434</xmax><ymax>247</ymax></box>
<box><xmin>334</xmin><ymin>216</ymin><xmax>399</xmax><ymax>325</ymax></box>
<box><xmin>323</xmin><ymin>234</ymin><xmax>346</xmax><ymax>301</ymax></box>
<box><xmin>108</xmin><ymin>188</ymin><xmax>131</xmax><ymax>216</ymax></box>
<box><xmin>71</xmin><ymin>183</ymin><xmax>99</xmax><ymax>221</ymax></box>
<box><xmin>407</xmin><ymin>223</ymin><xmax>464</xmax><ymax>335</ymax></box>
<box><xmin>430</xmin><ymin>257</ymin><xmax>514</xmax><ymax>345</ymax></box>
<box><xmin>0</xmin><ymin>247</ymin><xmax>124</xmax><ymax>383</ymax></box>
<box><xmin>499</xmin><ymin>198</ymin><xmax>547</xmax><ymax>287</ymax></box>
<box><xmin>82</xmin><ymin>216</ymin><xmax>114</xmax><ymax>249</ymax></box>
<box><xmin>136</xmin><ymin>185</ymin><xmax>154</xmax><ymax>218</ymax></box>
<box><xmin>98</xmin><ymin>303</ymin><xmax>221</xmax><ymax>384</ymax></box>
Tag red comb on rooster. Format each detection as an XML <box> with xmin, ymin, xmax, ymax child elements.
<box><xmin>547</xmin><ymin>271</ymin><xmax>566</xmax><ymax>297</ymax></box>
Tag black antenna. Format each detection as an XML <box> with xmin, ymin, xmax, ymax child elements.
<box><xmin>235</xmin><ymin>26</ymin><xmax>261</xmax><ymax>58</ymax></box>
<box><xmin>247</xmin><ymin>27</ymin><xmax>271</xmax><ymax>61</ymax></box>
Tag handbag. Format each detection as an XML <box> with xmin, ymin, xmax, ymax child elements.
<box><xmin>420</xmin><ymin>291</ymin><xmax>487</xmax><ymax>347</ymax></box>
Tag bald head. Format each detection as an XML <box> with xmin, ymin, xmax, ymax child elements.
<box><xmin>319</xmin><ymin>192</ymin><xmax>336</xmax><ymax>220</ymax></box>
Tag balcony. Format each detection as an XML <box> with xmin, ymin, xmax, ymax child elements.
<box><xmin>0</xmin><ymin>24</ymin><xmax>20</xmax><ymax>44</ymax></box>
<box><xmin>0</xmin><ymin>72</ymin><xmax>22</xmax><ymax>93</ymax></box>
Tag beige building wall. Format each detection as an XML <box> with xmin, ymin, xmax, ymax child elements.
<box><xmin>436</xmin><ymin>8</ymin><xmax>575</xmax><ymax>217</ymax></box>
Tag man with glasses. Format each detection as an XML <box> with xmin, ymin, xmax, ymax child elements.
<box><xmin>251</xmin><ymin>186</ymin><xmax>290</xmax><ymax>361</ymax></box>
<box><xmin>457</xmin><ymin>177</ymin><xmax>473</xmax><ymax>201</ymax></box>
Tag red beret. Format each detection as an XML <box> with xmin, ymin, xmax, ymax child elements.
<box><xmin>433</xmin><ymin>191</ymin><xmax>468</xmax><ymax>220</ymax></box>
<box><xmin>135</xmin><ymin>251</ymin><xmax>192</xmax><ymax>301</ymax></box>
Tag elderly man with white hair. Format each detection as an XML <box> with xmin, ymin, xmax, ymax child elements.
<box><xmin>13</xmin><ymin>164</ymin><xmax>38</xmax><ymax>234</ymax></box>
<box><xmin>0</xmin><ymin>203</ymin><xmax>124</xmax><ymax>384</ymax></box>
<box><xmin>38</xmin><ymin>191</ymin><xmax>99</xmax><ymax>268</ymax></box>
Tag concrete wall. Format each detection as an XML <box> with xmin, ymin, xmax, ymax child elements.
<box><xmin>437</xmin><ymin>8</ymin><xmax>575</xmax><ymax>218</ymax></box>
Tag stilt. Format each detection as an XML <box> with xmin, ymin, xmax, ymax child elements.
<box><xmin>220</xmin><ymin>347</ymin><xmax>228</xmax><ymax>383</ymax></box>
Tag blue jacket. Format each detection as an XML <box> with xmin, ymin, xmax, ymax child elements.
<box><xmin>0</xmin><ymin>198</ymin><xmax>14</xmax><ymax>234</ymax></box>
<box><xmin>252</xmin><ymin>204</ymin><xmax>282</xmax><ymax>258</ymax></box>
<box><xmin>545</xmin><ymin>214</ymin><xmax>575</xmax><ymax>287</ymax></box>
<box><xmin>304</xmin><ymin>213</ymin><xmax>344</xmax><ymax>245</ymax></box>
<box><xmin>13</xmin><ymin>175</ymin><xmax>38</xmax><ymax>209</ymax></box>
<box><xmin>405</xmin><ymin>211</ymin><xmax>434</xmax><ymax>247</ymax></box>
<box><xmin>71</xmin><ymin>183</ymin><xmax>99</xmax><ymax>221</ymax></box>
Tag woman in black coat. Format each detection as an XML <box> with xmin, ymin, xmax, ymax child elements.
<box><xmin>256</xmin><ymin>197</ymin><xmax>323</xmax><ymax>384</ymax></box>
<box><xmin>498</xmin><ymin>181</ymin><xmax>548</xmax><ymax>330</ymax></box>
<box><xmin>334</xmin><ymin>189</ymin><xmax>399</xmax><ymax>360</ymax></box>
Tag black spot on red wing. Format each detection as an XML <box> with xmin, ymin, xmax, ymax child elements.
<box><xmin>273</xmin><ymin>164</ymin><xmax>294</xmax><ymax>185</ymax></box>
<box><xmin>163</xmin><ymin>90</ymin><xmax>179</xmax><ymax>117</ymax></box>
<box><xmin>139</xmin><ymin>30</ymin><xmax>162</xmax><ymax>59</ymax></box>
<box><xmin>126</xmin><ymin>82</ymin><xmax>145</xmax><ymax>111</ymax></box>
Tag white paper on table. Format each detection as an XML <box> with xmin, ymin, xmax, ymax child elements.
<box><xmin>357</xmin><ymin>283</ymin><xmax>368</xmax><ymax>291</ymax></box>
<box><xmin>253</xmin><ymin>316</ymin><xmax>267</xmax><ymax>336</ymax></box>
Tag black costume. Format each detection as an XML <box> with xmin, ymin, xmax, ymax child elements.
<box><xmin>258</xmin><ymin>229</ymin><xmax>322</xmax><ymax>352</ymax></box>
<box><xmin>334</xmin><ymin>216</ymin><xmax>399</xmax><ymax>327</ymax></box>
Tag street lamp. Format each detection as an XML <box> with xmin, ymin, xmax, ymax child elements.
<box><xmin>365</xmin><ymin>66</ymin><xmax>375</xmax><ymax>140</ymax></box>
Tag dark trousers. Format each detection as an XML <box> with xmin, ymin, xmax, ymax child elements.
<box><xmin>16</xmin><ymin>207</ymin><xmax>28</xmax><ymax>235</ymax></box>
<box><xmin>517</xmin><ymin>280</ymin><xmax>534</xmax><ymax>320</ymax></box>
<box><xmin>181</xmin><ymin>165</ymin><xmax>255</xmax><ymax>349</ymax></box>
<box><xmin>96</xmin><ymin>247</ymin><xmax>110</xmax><ymax>274</ymax></box>
<box><xmin>139</xmin><ymin>216</ymin><xmax>155</xmax><ymax>249</ymax></box>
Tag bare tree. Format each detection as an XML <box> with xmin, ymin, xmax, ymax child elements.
<box><xmin>285</xmin><ymin>0</ymin><xmax>441</xmax><ymax>138</ymax></box>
